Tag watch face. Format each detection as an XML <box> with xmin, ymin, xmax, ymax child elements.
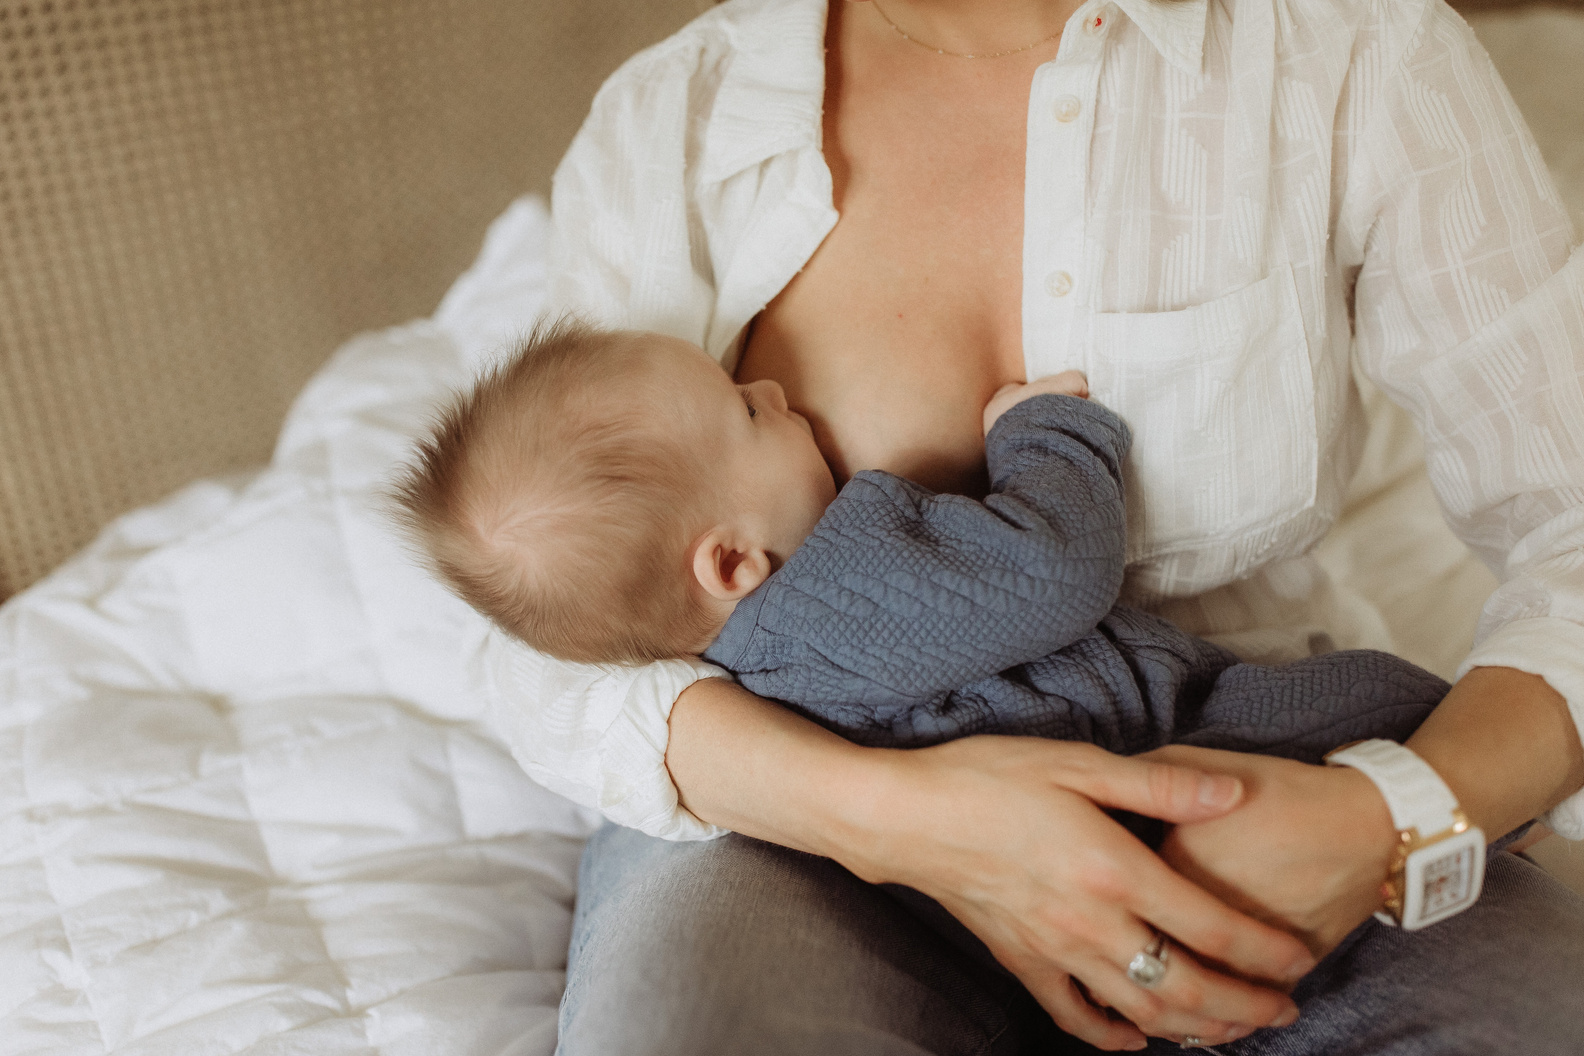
<box><xmin>1403</xmin><ymin>831</ymin><xmax>1486</xmax><ymax>930</ymax></box>
<box><xmin>1421</xmin><ymin>845</ymin><xmax>1477</xmax><ymax>916</ymax></box>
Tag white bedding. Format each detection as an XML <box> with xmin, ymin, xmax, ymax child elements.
<box><xmin>3</xmin><ymin>10</ymin><xmax>1583</xmax><ymax>1053</ymax></box>
<box><xmin>2</xmin><ymin>201</ymin><xmax>599</xmax><ymax>1055</ymax></box>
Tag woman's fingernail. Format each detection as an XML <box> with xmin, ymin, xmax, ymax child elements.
<box><xmin>1198</xmin><ymin>774</ymin><xmax>1242</xmax><ymax>809</ymax></box>
<box><xmin>1270</xmin><ymin>1004</ymin><xmax>1300</xmax><ymax>1028</ymax></box>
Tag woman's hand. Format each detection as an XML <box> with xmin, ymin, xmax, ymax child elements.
<box><xmin>845</xmin><ymin>737</ymin><xmax>1317</xmax><ymax>1050</ymax></box>
<box><xmin>1144</xmin><ymin>745</ymin><xmax>1398</xmax><ymax>957</ymax></box>
<box><xmin>668</xmin><ymin>681</ymin><xmax>1315</xmax><ymax>1050</ymax></box>
<box><xmin>1152</xmin><ymin>668</ymin><xmax>1584</xmax><ymax>961</ymax></box>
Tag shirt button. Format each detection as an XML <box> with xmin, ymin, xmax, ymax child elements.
<box><xmin>1053</xmin><ymin>95</ymin><xmax>1082</xmax><ymax>123</ymax></box>
<box><xmin>1045</xmin><ymin>270</ymin><xmax>1074</xmax><ymax>298</ymax></box>
<box><xmin>1083</xmin><ymin>8</ymin><xmax>1109</xmax><ymax>35</ymax></box>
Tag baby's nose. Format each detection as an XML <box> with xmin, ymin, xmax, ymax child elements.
<box><xmin>753</xmin><ymin>379</ymin><xmax>789</xmax><ymax>413</ymax></box>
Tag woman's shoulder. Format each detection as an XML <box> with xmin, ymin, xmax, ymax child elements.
<box><xmin>1270</xmin><ymin>0</ymin><xmax>1450</xmax><ymax>61</ymax></box>
<box><xmin>564</xmin><ymin>0</ymin><xmax>826</xmax><ymax>191</ymax></box>
<box><xmin>588</xmin><ymin>0</ymin><xmax>821</xmax><ymax>110</ymax></box>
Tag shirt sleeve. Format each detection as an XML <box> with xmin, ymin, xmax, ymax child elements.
<box><xmin>466</xmin><ymin>40</ymin><xmax>735</xmax><ymax>843</ymax></box>
<box><xmin>716</xmin><ymin>395</ymin><xmax>1131</xmax><ymax>709</ymax></box>
<box><xmin>1343</xmin><ymin>0</ymin><xmax>1584</xmax><ymax>836</ymax></box>
<box><xmin>479</xmin><ymin>627</ymin><xmax>731</xmax><ymax>842</ymax></box>
<box><xmin>547</xmin><ymin>40</ymin><xmax>717</xmax><ymax>343</ymax></box>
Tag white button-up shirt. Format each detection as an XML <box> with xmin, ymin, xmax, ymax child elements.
<box><xmin>484</xmin><ymin>0</ymin><xmax>1584</xmax><ymax>840</ymax></box>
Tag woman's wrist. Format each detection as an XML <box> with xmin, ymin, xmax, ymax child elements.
<box><xmin>803</xmin><ymin>741</ymin><xmax>924</xmax><ymax>884</ymax></box>
<box><xmin>1406</xmin><ymin>666</ymin><xmax>1584</xmax><ymax>839</ymax></box>
<box><xmin>664</xmin><ymin>676</ymin><xmax>909</xmax><ymax>864</ymax></box>
<box><xmin>1317</xmin><ymin>764</ymin><xmax>1400</xmax><ymax>925</ymax></box>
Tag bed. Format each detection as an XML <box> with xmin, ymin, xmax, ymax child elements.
<box><xmin>3</xmin><ymin>2</ymin><xmax>1582</xmax><ymax>1052</ymax></box>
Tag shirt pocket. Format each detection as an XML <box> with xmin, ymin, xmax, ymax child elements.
<box><xmin>1082</xmin><ymin>264</ymin><xmax>1318</xmax><ymax>565</ymax></box>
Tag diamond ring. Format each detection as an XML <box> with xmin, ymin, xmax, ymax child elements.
<box><xmin>1125</xmin><ymin>931</ymin><xmax>1170</xmax><ymax>988</ymax></box>
<box><xmin>1180</xmin><ymin>1037</ymin><xmax>1207</xmax><ymax>1049</ymax></box>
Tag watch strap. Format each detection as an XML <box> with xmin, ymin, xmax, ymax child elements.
<box><xmin>1325</xmin><ymin>739</ymin><xmax>1486</xmax><ymax>931</ymax></box>
<box><xmin>1324</xmin><ymin>739</ymin><xmax>1460</xmax><ymax>836</ymax></box>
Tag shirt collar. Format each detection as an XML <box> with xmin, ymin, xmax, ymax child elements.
<box><xmin>701</xmin><ymin>0</ymin><xmax>1209</xmax><ymax>184</ymax></box>
<box><xmin>1108</xmin><ymin>0</ymin><xmax>1208</xmax><ymax>77</ymax></box>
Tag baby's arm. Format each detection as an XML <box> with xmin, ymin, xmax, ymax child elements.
<box><xmin>710</xmin><ymin>380</ymin><xmax>1131</xmax><ymax>710</ymax></box>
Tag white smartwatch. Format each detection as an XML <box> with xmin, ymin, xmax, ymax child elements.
<box><xmin>1323</xmin><ymin>739</ymin><xmax>1485</xmax><ymax>931</ymax></box>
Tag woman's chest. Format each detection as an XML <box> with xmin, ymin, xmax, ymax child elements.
<box><xmin>735</xmin><ymin>51</ymin><xmax>1035</xmax><ymax>496</ymax></box>
<box><xmin>720</xmin><ymin>5</ymin><xmax>1357</xmax><ymax>592</ymax></box>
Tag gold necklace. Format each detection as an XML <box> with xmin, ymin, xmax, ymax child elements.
<box><xmin>869</xmin><ymin>0</ymin><xmax>1064</xmax><ymax>59</ymax></box>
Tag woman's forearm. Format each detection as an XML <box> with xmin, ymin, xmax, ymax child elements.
<box><xmin>1406</xmin><ymin>665</ymin><xmax>1584</xmax><ymax>838</ymax></box>
<box><xmin>665</xmin><ymin>676</ymin><xmax>889</xmax><ymax>865</ymax></box>
<box><xmin>663</xmin><ymin>677</ymin><xmax>1321</xmax><ymax>1050</ymax></box>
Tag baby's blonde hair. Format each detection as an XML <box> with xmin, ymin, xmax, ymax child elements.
<box><xmin>392</xmin><ymin>319</ymin><xmax>721</xmax><ymax>664</ymax></box>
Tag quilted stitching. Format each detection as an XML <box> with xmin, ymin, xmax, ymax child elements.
<box><xmin>708</xmin><ymin>396</ymin><xmax>1447</xmax><ymax>759</ymax></box>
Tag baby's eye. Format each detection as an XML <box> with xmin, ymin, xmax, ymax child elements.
<box><xmin>741</xmin><ymin>389</ymin><xmax>757</xmax><ymax>419</ymax></box>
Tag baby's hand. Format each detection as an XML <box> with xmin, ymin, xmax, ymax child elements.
<box><xmin>982</xmin><ymin>370</ymin><xmax>1089</xmax><ymax>436</ymax></box>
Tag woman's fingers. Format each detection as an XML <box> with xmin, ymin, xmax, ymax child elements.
<box><xmin>1130</xmin><ymin>861</ymin><xmax>1316</xmax><ymax>986</ymax></box>
<box><xmin>1051</xmin><ymin>743</ymin><xmax>1246</xmax><ymax>823</ymax></box>
<box><xmin>1021</xmin><ymin>942</ymin><xmax>1260</xmax><ymax>1049</ymax></box>
<box><xmin>1019</xmin><ymin>965</ymin><xmax>1148</xmax><ymax>1051</ymax></box>
<box><xmin>986</xmin><ymin>868</ymin><xmax>1299</xmax><ymax>1044</ymax></box>
<box><xmin>1092</xmin><ymin>935</ymin><xmax>1299</xmax><ymax>1040</ymax></box>
<box><xmin>875</xmin><ymin>739</ymin><xmax>1317</xmax><ymax>1044</ymax></box>
<box><xmin>1078</xmin><ymin>962</ymin><xmax>1242</xmax><ymax>1047</ymax></box>
<box><xmin>1024</xmin><ymin>887</ymin><xmax>1297</xmax><ymax>1042</ymax></box>
<box><xmin>1046</xmin><ymin>745</ymin><xmax>1316</xmax><ymax>982</ymax></box>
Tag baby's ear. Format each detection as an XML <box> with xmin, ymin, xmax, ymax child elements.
<box><xmin>690</xmin><ymin>528</ymin><xmax>771</xmax><ymax>602</ymax></box>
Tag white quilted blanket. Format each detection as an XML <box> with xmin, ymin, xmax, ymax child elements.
<box><xmin>3</xmin><ymin>9</ymin><xmax>1582</xmax><ymax>1052</ymax></box>
<box><xmin>2</xmin><ymin>199</ymin><xmax>601</xmax><ymax>1055</ymax></box>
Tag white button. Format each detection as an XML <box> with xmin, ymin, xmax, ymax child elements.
<box><xmin>1053</xmin><ymin>95</ymin><xmax>1082</xmax><ymax>123</ymax></box>
<box><xmin>1045</xmin><ymin>270</ymin><xmax>1074</xmax><ymax>298</ymax></box>
<box><xmin>1083</xmin><ymin>8</ymin><xmax>1110</xmax><ymax>35</ymax></box>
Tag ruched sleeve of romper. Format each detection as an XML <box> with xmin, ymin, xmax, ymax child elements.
<box><xmin>478</xmin><ymin>29</ymin><xmax>739</xmax><ymax>842</ymax></box>
<box><xmin>1340</xmin><ymin>0</ymin><xmax>1584</xmax><ymax>835</ymax></box>
<box><xmin>706</xmin><ymin>396</ymin><xmax>1132</xmax><ymax>710</ymax></box>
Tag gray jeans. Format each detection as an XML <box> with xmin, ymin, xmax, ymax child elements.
<box><xmin>558</xmin><ymin>825</ymin><xmax>1584</xmax><ymax>1055</ymax></box>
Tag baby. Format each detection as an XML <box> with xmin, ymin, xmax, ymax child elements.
<box><xmin>395</xmin><ymin>320</ymin><xmax>1444</xmax><ymax>767</ymax></box>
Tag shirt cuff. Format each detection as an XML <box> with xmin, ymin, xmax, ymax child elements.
<box><xmin>479</xmin><ymin>628</ymin><xmax>732</xmax><ymax>842</ymax></box>
<box><xmin>1456</xmin><ymin>617</ymin><xmax>1584</xmax><ymax>839</ymax></box>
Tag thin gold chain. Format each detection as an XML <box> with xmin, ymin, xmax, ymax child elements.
<box><xmin>869</xmin><ymin>0</ymin><xmax>1064</xmax><ymax>59</ymax></box>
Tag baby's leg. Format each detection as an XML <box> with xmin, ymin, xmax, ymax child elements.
<box><xmin>1171</xmin><ymin>650</ymin><xmax>1447</xmax><ymax>765</ymax></box>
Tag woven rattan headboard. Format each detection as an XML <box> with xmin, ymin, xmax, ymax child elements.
<box><xmin>0</xmin><ymin>0</ymin><xmax>711</xmax><ymax>599</ymax></box>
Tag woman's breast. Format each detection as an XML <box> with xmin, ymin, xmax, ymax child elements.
<box><xmin>738</xmin><ymin>289</ymin><xmax>1014</xmax><ymax>496</ymax></box>
<box><xmin>736</xmin><ymin>156</ymin><xmax>1027</xmax><ymax>497</ymax></box>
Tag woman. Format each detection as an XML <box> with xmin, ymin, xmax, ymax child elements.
<box><xmin>486</xmin><ymin>0</ymin><xmax>1584</xmax><ymax>1050</ymax></box>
